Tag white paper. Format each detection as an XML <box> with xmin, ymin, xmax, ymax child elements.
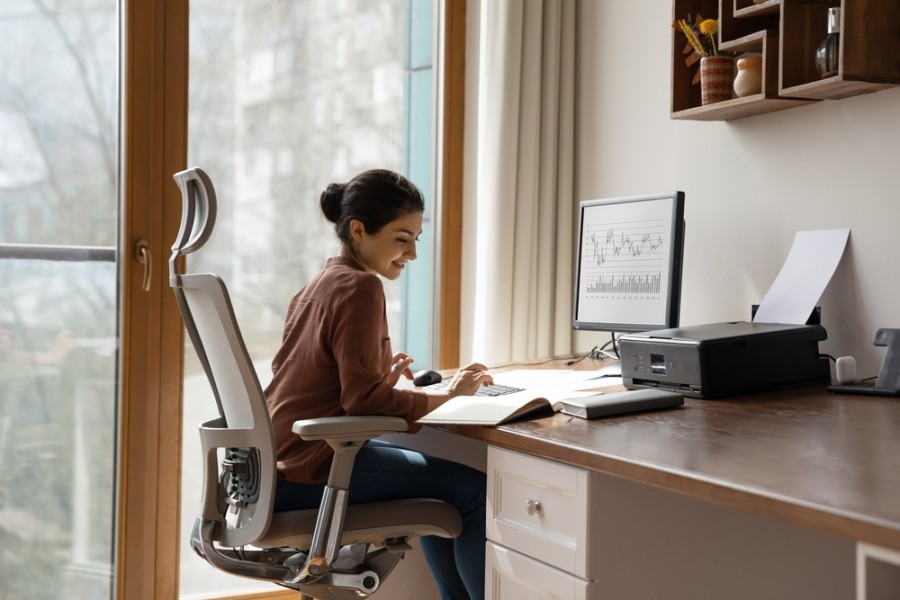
<box><xmin>491</xmin><ymin>369</ymin><xmax>587</xmax><ymax>388</ymax></box>
<box><xmin>752</xmin><ymin>228</ymin><xmax>850</xmax><ymax>325</ymax></box>
<box><xmin>491</xmin><ymin>368</ymin><xmax>623</xmax><ymax>392</ymax></box>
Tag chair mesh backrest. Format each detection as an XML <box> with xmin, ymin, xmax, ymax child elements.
<box><xmin>170</xmin><ymin>167</ymin><xmax>276</xmax><ymax>547</ymax></box>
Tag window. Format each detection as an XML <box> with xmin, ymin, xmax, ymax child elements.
<box><xmin>0</xmin><ymin>2</ymin><xmax>119</xmax><ymax>598</ymax></box>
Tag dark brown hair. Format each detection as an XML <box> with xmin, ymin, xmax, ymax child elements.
<box><xmin>320</xmin><ymin>169</ymin><xmax>425</xmax><ymax>245</ymax></box>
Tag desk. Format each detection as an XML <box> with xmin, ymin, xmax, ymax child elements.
<box><xmin>426</xmin><ymin>358</ymin><xmax>900</xmax><ymax>599</ymax></box>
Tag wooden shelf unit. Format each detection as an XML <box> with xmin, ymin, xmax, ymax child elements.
<box><xmin>671</xmin><ymin>0</ymin><xmax>900</xmax><ymax>120</ymax></box>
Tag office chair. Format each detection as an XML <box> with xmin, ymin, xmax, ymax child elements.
<box><xmin>170</xmin><ymin>167</ymin><xmax>462</xmax><ymax>599</ymax></box>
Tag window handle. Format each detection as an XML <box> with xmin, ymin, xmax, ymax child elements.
<box><xmin>135</xmin><ymin>239</ymin><xmax>151</xmax><ymax>292</ymax></box>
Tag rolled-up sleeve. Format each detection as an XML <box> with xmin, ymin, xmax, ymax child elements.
<box><xmin>266</xmin><ymin>257</ymin><xmax>431</xmax><ymax>484</ymax></box>
<box><xmin>332</xmin><ymin>275</ymin><xmax>429</xmax><ymax>427</ymax></box>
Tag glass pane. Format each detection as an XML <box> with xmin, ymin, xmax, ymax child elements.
<box><xmin>182</xmin><ymin>0</ymin><xmax>435</xmax><ymax>596</ymax></box>
<box><xmin>0</xmin><ymin>2</ymin><xmax>119</xmax><ymax>599</ymax></box>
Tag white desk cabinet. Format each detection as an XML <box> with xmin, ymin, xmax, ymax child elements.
<box><xmin>485</xmin><ymin>444</ymin><xmax>855</xmax><ymax>599</ymax></box>
<box><xmin>858</xmin><ymin>544</ymin><xmax>900</xmax><ymax>600</ymax></box>
<box><xmin>486</xmin><ymin>446</ymin><xmax>601</xmax><ymax>599</ymax></box>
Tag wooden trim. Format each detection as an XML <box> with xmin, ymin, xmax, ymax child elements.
<box><xmin>117</xmin><ymin>0</ymin><xmax>188</xmax><ymax>597</ymax></box>
<box><xmin>437</xmin><ymin>0</ymin><xmax>466</xmax><ymax>369</ymax></box>
<box><xmin>187</xmin><ymin>592</ymin><xmax>298</xmax><ymax>600</ymax></box>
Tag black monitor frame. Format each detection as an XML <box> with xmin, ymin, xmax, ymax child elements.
<box><xmin>573</xmin><ymin>191</ymin><xmax>685</xmax><ymax>333</ymax></box>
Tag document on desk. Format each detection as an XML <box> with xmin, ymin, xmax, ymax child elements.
<box><xmin>490</xmin><ymin>369</ymin><xmax>617</xmax><ymax>390</ymax></box>
<box><xmin>417</xmin><ymin>387</ymin><xmax>599</xmax><ymax>426</ymax></box>
<box><xmin>417</xmin><ymin>369</ymin><xmax>623</xmax><ymax>426</ymax></box>
<box><xmin>752</xmin><ymin>228</ymin><xmax>850</xmax><ymax>325</ymax></box>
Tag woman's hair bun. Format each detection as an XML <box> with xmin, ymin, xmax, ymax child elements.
<box><xmin>319</xmin><ymin>182</ymin><xmax>346</xmax><ymax>223</ymax></box>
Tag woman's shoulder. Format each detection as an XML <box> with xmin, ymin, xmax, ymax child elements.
<box><xmin>320</xmin><ymin>257</ymin><xmax>383</xmax><ymax>294</ymax></box>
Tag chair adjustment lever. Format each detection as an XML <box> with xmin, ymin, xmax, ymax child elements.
<box><xmin>285</xmin><ymin>566</ymin><xmax>381</xmax><ymax>594</ymax></box>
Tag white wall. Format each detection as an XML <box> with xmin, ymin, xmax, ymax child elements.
<box><xmin>463</xmin><ymin>0</ymin><xmax>900</xmax><ymax>378</ymax></box>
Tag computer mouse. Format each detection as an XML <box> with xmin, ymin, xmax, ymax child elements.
<box><xmin>413</xmin><ymin>369</ymin><xmax>443</xmax><ymax>387</ymax></box>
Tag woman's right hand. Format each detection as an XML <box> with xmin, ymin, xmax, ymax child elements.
<box><xmin>443</xmin><ymin>362</ymin><xmax>493</xmax><ymax>397</ymax></box>
<box><xmin>423</xmin><ymin>363</ymin><xmax>493</xmax><ymax>412</ymax></box>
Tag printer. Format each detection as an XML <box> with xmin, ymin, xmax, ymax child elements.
<box><xmin>618</xmin><ymin>321</ymin><xmax>831</xmax><ymax>398</ymax></box>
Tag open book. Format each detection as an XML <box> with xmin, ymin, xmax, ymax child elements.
<box><xmin>417</xmin><ymin>387</ymin><xmax>684</xmax><ymax>426</ymax></box>
<box><xmin>416</xmin><ymin>388</ymin><xmax>598</xmax><ymax>426</ymax></box>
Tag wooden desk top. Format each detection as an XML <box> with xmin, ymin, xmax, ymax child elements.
<box><xmin>440</xmin><ymin>358</ymin><xmax>900</xmax><ymax>552</ymax></box>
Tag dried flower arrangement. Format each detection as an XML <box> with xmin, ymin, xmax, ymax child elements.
<box><xmin>673</xmin><ymin>15</ymin><xmax>732</xmax><ymax>83</ymax></box>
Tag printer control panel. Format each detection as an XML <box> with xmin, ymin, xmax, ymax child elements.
<box><xmin>620</xmin><ymin>340</ymin><xmax>702</xmax><ymax>395</ymax></box>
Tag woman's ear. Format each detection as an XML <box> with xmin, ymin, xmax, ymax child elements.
<box><xmin>348</xmin><ymin>218</ymin><xmax>366</xmax><ymax>244</ymax></box>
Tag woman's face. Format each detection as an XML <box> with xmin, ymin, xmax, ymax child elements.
<box><xmin>351</xmin><ymin>211</ymin><xmax>423</xmax><ymax>280</ymax></box>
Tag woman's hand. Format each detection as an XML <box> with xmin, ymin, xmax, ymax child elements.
<box><xmin>443</xmin><ymin>362</ymin><xmax>493</xmax><ymax>397</ymax></box>
<box><xmin>385</xmin><ymin>352</ymin><xmax>415</xmax><ymax>387</ymax></box>
<box><xmin>422</xmin><ymin>362</ymin><xmax>493</xmax><ymax>412</ymax></box>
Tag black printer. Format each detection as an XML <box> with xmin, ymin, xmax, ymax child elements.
<box><xmin>618</xmin><ymin>321</ymin><xmax>831</xmax><ymax>399</ymax></box>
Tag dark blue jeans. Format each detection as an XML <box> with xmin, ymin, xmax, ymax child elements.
<box><xmin>274</xmin><ymin>440</ymin><xmax>486</xmax><ymax>600</ymax></box>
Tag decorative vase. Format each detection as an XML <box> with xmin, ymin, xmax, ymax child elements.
<box><xmin>815</xmin><ymin>7</ymin><xmax>840</xmax><ymax>78</ymax></box>
<box><xmin>700</xmin><ymin>56</ymin><xmax>735</xmax><ymax>105</ymax></box>
<box><xmin>733</xmin><ymin>56</ymin><xmax>762</xmax><ymax>97</ymax></box>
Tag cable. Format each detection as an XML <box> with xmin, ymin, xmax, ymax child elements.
<box><xmin>564</xmin><ymin>334</ymin><xmax>621</xmax><ymax>366</ymax></box>
<box><xmin>488</xmin><ymin>355</ymin><xmax>579</xmax><ymax>370</ymax></box>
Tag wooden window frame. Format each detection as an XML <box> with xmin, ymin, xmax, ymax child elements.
<box><xmin>117</xmin><ymin>0</ymin><xmax>188</xmax><ymax>597</ymax></box>
<box><xmin>438</xmin><ymin>0</ymin><xmax>466</xmax><ymax>369</ymax></box>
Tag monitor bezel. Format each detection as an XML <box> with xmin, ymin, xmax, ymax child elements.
<box><xmin>572</xmin><ymin>191</ymin><xmax>685</xmax><ymax>333</ymax></box>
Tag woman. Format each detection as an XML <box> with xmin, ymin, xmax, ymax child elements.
<box><xmin>265</xmin><ymin>169</ymin><xmax>491</xmax><ymax>600</ymax></box>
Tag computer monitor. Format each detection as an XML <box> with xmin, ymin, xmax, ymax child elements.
<box><xmin>573</xmin><ymin>191</ymin><xmax>685</xmax><ymax>334</ymax></box>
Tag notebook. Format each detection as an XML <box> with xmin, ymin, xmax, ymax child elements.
<box><xmin>555</xmin><ymin>388</ymin><xmax>684</xmax><ymax>419</ymax></box>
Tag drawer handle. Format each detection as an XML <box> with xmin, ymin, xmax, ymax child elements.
<box><xmin>525</xmin><ymin>499</ymin><xmax>542</xmax><ymax>516</ymax></box>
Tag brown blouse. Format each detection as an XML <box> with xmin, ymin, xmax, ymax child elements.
<box><xmin>264</xmin><ymin>256</ymin><xmax>429</xmax><ymax>484</ymax></box>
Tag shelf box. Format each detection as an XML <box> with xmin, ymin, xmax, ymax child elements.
<box><xmin>671</xmin><ymin>0</ymin><xmax>899</xmax><ymax>120</ymax></box>
<box><xmin>781</xmin><ymin>76</ymin><xmax>897</xmax><ymax>100</ymax></box>
<box><xmin>779</xmin><ymin>0</ymin><xmax>900</xmax><ymax>99</ymax></box>
<box><xmin>672</xmin><ymin>27</ymin><xmax>815</xmax><ymax>120</ymax></box>
<box><xmin>671</xmin><ymin>94</ymin><xmax>812</xmax><ymax>121</ymax></box>
<box><xmin>733</xmin><ymin>0</ymin><xmax>781</xmax><ymax>19</ymax></box>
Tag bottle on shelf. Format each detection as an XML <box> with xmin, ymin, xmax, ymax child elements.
<box><xmin>815</xmin><ymin>7</ymin><xmax>840</xmax><ymax>79</ymax></box>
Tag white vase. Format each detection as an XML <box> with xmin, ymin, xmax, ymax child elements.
<box><xmin>733</xmin><ymin>56</ymin><xmax>762</xmax><ymax>97</ymax></box>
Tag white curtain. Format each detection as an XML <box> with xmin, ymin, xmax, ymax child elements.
<box><xmin>471</xmin><ymin>0</ymin><xmax>576</xmax><ymax>363</ymax></box>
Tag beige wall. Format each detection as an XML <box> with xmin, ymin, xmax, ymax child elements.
<box><xmin>463</xmin><ymin>0</ymin><xmax>900</xmax><ymax>378</ymax></box>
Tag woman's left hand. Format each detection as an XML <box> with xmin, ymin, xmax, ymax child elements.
<box><xmin>386</xmin><ymin>352</ymin><xmax>415</xmax><ymax>387</ymax></box>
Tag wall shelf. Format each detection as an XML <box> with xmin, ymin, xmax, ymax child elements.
<box><xmin>670</xmin><ymin>0</ymin><xmax>900</xmax><ymax>121</ymax></box>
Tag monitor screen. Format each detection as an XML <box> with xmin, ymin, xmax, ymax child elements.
<box><xmin>573</xmin><ymin>191</ymin><xmax>685</xmax><ymax>333</ymax></box>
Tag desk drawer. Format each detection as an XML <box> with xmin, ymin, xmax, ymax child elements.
<box><xmin>487</xmin><ymin>446</ymin><xmax>594</xmax><ymax>578</ymax></box>
<box><xmin>486</xmin><ymin>541</ymin><xmax>597</xmax><ymax>600</ymax></box>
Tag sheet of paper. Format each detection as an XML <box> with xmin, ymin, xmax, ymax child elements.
<box><xmin>491</xmin><ymin>368</ymin><xmax>623</xmax><ymax>393</ymax></box>
<box><xmin>752</xmin><ymin>228</ymin><xmax>850</xmax><ymax>325</ymax></box>
<box><xmin>491</xmin><ymin>369</ymin><xmax>587</xmax><ymax>388</ymax></box>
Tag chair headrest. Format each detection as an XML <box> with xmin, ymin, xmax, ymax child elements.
<box><xmin>170</xmin><ymin>167</ymin><xmax>218</xmax><ymax>282</ymax></box>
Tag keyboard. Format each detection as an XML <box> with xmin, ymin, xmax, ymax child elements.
<box><xmin>426</xmin><ymin>382</ymin><xmax>525</xmax><ymax>397</ymax></box>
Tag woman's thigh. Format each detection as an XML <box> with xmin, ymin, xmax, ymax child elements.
<box><xmin>274</xmin><ymin>440</ymin><xmax>484</xmax><ymax>512</ymax></box>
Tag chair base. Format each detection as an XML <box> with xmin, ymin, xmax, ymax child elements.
<box><xmin>192</xmin><ymin>517</ymin><xmax>407</xmax><ymax>599</ymax></box>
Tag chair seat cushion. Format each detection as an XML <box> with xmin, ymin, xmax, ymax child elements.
<box><xmin>258</xmin><ymin>498</ymin><xmax>463</xmax><ymax>549</ymax></box>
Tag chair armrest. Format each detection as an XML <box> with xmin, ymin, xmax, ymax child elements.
<box><xmin>288</xmin><ymin>415</ymin><xmax>411</xmax><ymax>579</ymax></box>
<box><xmin>292</xmin><ymin>416</ymin><xmax>408</xmax><ymax>441</ymax></box>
